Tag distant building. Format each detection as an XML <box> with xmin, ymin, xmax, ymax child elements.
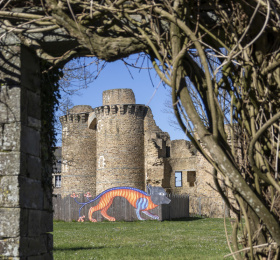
<box><xmin>53</xmin><ymin>88</ymin><xmax>229</xmax><ymax>217</ymax></box>
<box><xmin>52</xmin><ymin>147</ymin><xmax>62</xmax><ymax>189</ymax></box>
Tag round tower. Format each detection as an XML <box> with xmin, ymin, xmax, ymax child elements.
<box><xmin>103</xmin><ymin>88</ymin><xmax>136</xmax><ymax>105</ymax></box>
<box><xmin>59</xmin><ymin>105</ymin><xmax>97</xmax><ymax>196</ymax></box>
<box><xmin>95</xmin><ymin>89</ymin><xmax>146</xmax><ymax>194</ymax></box>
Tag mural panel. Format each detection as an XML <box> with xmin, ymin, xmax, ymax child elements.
<box><xmin>71</xmin><ymin>185</ymin><xmax>171</xmax><ymax>222</ymax></box>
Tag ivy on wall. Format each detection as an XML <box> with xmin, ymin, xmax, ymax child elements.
<box><xmin>40</xmin><ymin>61</ymin><xmax>62</xmax><ymax>204</ymax></box>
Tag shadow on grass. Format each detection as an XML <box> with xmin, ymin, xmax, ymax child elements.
<box><xmin>54</xmin><ymin>246</ymin><xmax>105</xmax><ymax>251</ymax></box>
<box><xmin>166</xmin><ymin>217</ymin><xmax>204</xmax><ymax>222</ymax></box>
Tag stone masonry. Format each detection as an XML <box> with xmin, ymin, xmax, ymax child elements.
<box><xmin>56</xmin><ymin>88</ymin><xmax>228</xmax><ymax>217</ymax></box>
<box><xmin>0</xmin><ymin>21</ymin><xmax>81</xmax><ymax>259</ymax></box>
<box><xmin>0</xmin><ymin>44</ymin><xmax>53</xmax><ymax>258</ymax></box>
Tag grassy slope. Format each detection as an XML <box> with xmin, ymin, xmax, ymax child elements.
<box><xmin>53</xmin><ymin>218</ymin><xmax>234</xmax><ymax>260</ymax></box>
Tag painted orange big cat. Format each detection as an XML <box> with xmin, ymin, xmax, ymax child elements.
<box><xmin>71</xmin><ymin>186</ymin><xmax>171</xmax><ymax>222</ymax></box>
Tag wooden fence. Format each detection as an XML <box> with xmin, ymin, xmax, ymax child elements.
<box><xmin>53</xmin><ymin>194</ymin><xmax>189</xmax><ymax>222</ymax></box>
<box><xmin>188</xmin><ymin>196</ymin><xmax>227</xmax><ymax>218</ymax></box>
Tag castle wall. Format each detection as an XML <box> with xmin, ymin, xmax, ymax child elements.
<box><xmin>168</xmin><ymin>140</ymin><xmax>197</xmax><ymax>194</ymax></box>
<box><xmin>144</xmin><ymin>108</ymin><xmax>171</xmax><ymax>189</ymax></box>
<box><xmin>144</xmin><ymin>134</ymin><xmax>165</xmax><ymax>187</ymax></box>
<box><xmin>168</xmin><ymin>140</ymin><xmax>227</xmax><ymax>217</ymax></box>
<box><xmin>59</xmin><ymin>105</ymin><xmax>96</xmax><ymax>196</ymax></box>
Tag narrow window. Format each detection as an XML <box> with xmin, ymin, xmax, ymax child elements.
<box><xmin>55</xmin><ymin>175</ymin><xmax>61</xmax><ymax>188</ymax></box>
<box><xmin>166</xmin><ymin>146</ymin><xmax>170</xmax><ymax>157</ymax></box>
<box><xmin>175</xmin><ymin>171</ymin><xmax>182</xmax><ymax>187</ymax></box>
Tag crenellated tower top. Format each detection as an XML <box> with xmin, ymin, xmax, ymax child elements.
<box><xmin>94</xmin><ymin>104</ymin><xmax>147</xmax><ymax>118</ymax></box>
<box><xmin>60</xmin><ymin>105</ymin><xmax>94</xmax><ymax>125</ymax></box>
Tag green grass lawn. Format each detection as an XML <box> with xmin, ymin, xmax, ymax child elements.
<box><xmin>53</xmin><ymin>218</ymin><xmax>234</xmax><ymax>260</ymax></box>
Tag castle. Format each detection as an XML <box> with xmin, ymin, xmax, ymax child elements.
<box><xmin>53</xmin><ymin>88</ymin><xmax>228</xmax><ymax>217</ymax></box>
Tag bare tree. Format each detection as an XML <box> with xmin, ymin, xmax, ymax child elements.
<box><xmin>1</xmin><ymin>1</ymin><xmax>280</xmax><ymax>258</ymax></box>
<box><xmin>55</xmin><ymin>57</ymin><xmax>106</xmax><ymax>142</ymax></box>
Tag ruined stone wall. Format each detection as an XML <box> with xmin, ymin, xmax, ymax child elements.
<box><xmin>59</xmin><ymin>105</ymin><xmax>96</xmax><ymax>196</ymax></box>
<box><xmin>144</xmin><ymin>134</ymin><xmax>165</xmax><ymax>187</ymax></box>
<box><xmin>95</xmin><ymin>89</ymin><xmax>145</xmax><ymax>194</ymax></box>
<box><xmin>144</xmin><ymin>108</ymin><xmax>163</xmax><ymax>133</ymax></box>
<box><xmin>144</xmin><ymin>108</ymin><xmax>171</xmax><ymax>190</ymax></box>
<box><xmin>0</xmin><ymin>45</ymin><xmax>52</xmax><ymax>258</ymax></box>
<box><xmin>168</xmin><ymin>140</ymin><xmax>197</xmax><ymax>194</ymax></box>
<box><xmin>168</xmin><ymin>140</ymin><xmax>226</xmax><ymax>217</ymax></box>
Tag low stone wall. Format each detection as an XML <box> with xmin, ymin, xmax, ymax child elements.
<box><xmin>53</xmin><ymin>194</ymin><xmax>189</xmax><ymax>222</ymax></box>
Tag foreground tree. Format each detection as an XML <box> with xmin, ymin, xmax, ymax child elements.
<box><xmin>1</xmin><ymin>0</ymin><xmax>280</xmax><ymax>258</ymax></box>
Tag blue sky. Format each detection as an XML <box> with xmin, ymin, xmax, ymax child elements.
<box><xmin>68</xmin><ymin>57</ymin><xmax>187</xmax><ymax>140</ymax></box>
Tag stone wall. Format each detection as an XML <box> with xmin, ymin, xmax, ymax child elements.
<box><xmin>0</xmin><ymin>45</ymin><xmax>52</xmax><ymax>258</ymax></box>
<box><xmin>168</xmin><ymin>140</ymin><xmax>227</xmax><ymax>217</ymax></box>
<box><xmin>143</xmin><ymin>108</ymin><xmax>171</xmax><ymax>189</ymax></box>
<box><xmin>59</xmin><ymin>105</ymin><xmax>96</xmax><ymax>196</ymax></box>
<box><xmin>144</xmin><ymin>132</ymin><xmax>170</xmax><ymax>188</ymax></box>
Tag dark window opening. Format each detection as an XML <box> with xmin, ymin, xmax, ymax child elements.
<box><xmin>166</xmin><ymin>146</ymin><xmax>170</xmax><ymax>157</ymax></box>
<box><xmin>187</xmin><ymin>171</ymin><xmax>196</xmax><ymax>187</ymax></box>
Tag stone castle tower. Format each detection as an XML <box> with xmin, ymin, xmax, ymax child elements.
<box><xmin>59</xmin><ymin>105</ymin><xmax>96</xmax><ymax>195</ymax></box>
<box><xmin>89</xmin><ymin>89</ymin><xmax>146</xmax><ymax>194</ymax></box>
